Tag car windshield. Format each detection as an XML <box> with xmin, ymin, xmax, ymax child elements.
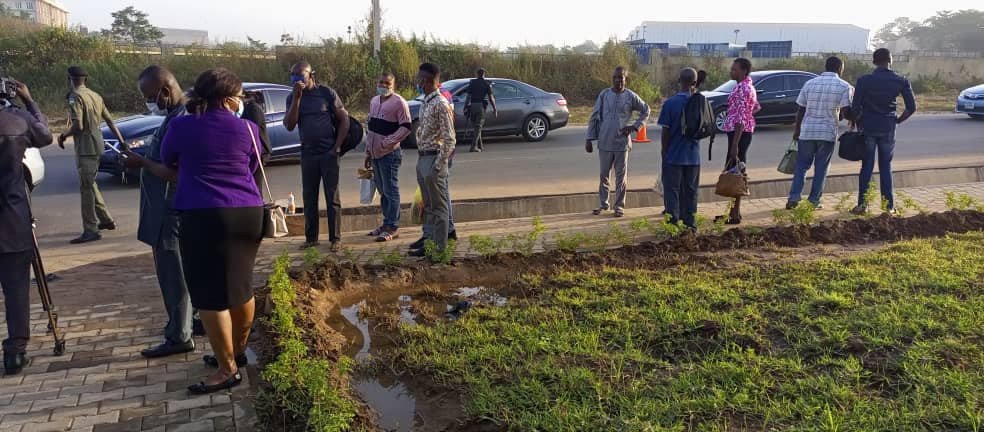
<box><xmin>713</xmin><ymin>76</ymin><xmax>762</xmax><ymax>93</ymax></box>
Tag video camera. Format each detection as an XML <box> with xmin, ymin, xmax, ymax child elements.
<box><xmin>0</xmin><ymin>77</ymin><xmax>17</xmax><ymax>100</ymax></box>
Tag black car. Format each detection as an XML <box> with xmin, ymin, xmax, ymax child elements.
<box><xmin>402</xmin><ymin>78</ymin><xmax>569</xmax><ymax>148</ymax></box>
<box><xmin>99</xmin><ymin>83</ymin><xmax>299</xmax><ymax>179</ymax></box>
<box><xmin>702</xmin><ymin>70</ymin><xmax>818</xmax><ymax>131</ymax></box>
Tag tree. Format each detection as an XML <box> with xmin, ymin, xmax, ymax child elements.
<box><xmin>908</xmin><ymin>9</ymin><xmax>984</xmax><ymax>52</ymax></box>
<box><xmin>246</xmin><ymin>36</ymin><xmax>267</xmax><ymax>51</ymax></box>
<box><xmin>573</xmin><ymin>40</ymin><xmax>600</xmax><ymax>55</ymax></box>
<box><xmin>280</xmin><ymin>33</ymin><xmax>296</xmax><ymax>46</ymax></box>
<box><xmin>872</xmin><ymin>17</ymin><xmax>918</xmax><ymax>46</ymax></box>
<box><xmin>102</xmin><ymin>6</ymin><xmax>164</xmax><ymax>45</ymax></box>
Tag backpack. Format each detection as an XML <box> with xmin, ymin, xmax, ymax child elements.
<box><xmin>680</xmin><ymin>92</ymin><xmax>716</xmax><ymax>159</ymax></box>
<box><xmin>318</xmin><ymin>87</ymin><xmax>365</xmax><ymax>156</ymax></box>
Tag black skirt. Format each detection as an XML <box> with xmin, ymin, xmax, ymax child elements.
<box><xmin>179</xmin><ymin>207</ymin><xmax>263</xmax><ymax>311</ymax></box>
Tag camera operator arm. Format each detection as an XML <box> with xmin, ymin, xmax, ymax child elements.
<box><xmin>12</xmin><ymin>81</ymin><xmax>53</xmax><ymax>148</ymax></box>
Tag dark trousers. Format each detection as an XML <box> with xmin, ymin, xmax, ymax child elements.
<box><xmin>301</xmin><ymin>153</ymin><xmax>342</xmax><ymax>243</ymax></box>
<box><xmin>467</xmin><ymin>102</ymin><xmax>486</xmax><ymax>150</ymax></box>
<box><xmin>662</xmin><ymin>164</ymin><xmax>701</xmax><ymax>229</ymax></box>
<box><xmin>152</xmin><ymin>244</ymin><xmax>193</xmax><ymax>344</ymax></box>
<box><xmin>0</xmin><ymin>251</ymin><xmax>33</xmax><ymax>354</ymax></box>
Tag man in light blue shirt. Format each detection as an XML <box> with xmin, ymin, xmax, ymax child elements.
<box><xmin>586</xmin><ymin>67</ymin><xmax>650</xmax><ymax>218</ymax></box>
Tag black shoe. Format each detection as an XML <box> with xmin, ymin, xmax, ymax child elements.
<box><xmin>448</xmin><ymin>230</ymin><xmax>458</xmax><ymax>241</ymax></box>
<box><xmin>203</xmin><ymin>354</ymin><xmax>248</xmax><ymax>368</ymax></box>
<box><xmin>408</xmin><ymin>249</ymin><xmax>427</xmax><ymax>258</ymax></box>
<box><xmin>141</xmin><ymin>340</ymin><xmax>195</xmax><ymax>359</ymax></box>
<box><xmin>786</xmin><ymin>201</ymin><xmax>799</xmax><ymax>210</ymax></box>
<box><xmin>69</xmin><ymin>232</ymin><xmax>102</xmax><ymax>244</ymax></box>
<box><xmin>409</xmin><ymin>237</ymin><xmax>426</xmax><ymax>250</ymax></box>
<box><xmin>299</xmin><ymin>241</ymin><xmax>320</xmax><ymax>250</ymax></box>
<box><xmin>3</xmin><ymin>352</ymin><xmax>29</xmax><ymax>376</ymax></box>
<box><xmin>188</xmin><ymin>371</ymin><xmax>242</xmax><ymax>395</ymax></box>
<box><xmin>192</xmin><ymin>319</ymin><xmax>206</xmax><ymax>337</ymax></box>
<box><xmin>98</xmin><ymin>221</ymin><xmax>117</xmax><ymax>231</ymax></box>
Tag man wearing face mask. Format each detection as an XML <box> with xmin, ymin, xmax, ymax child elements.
<box><xmin>122</xmin><ymin>65</ymin><xmax>198</xmax><ymax>358</ymax></box>
<box><xmin>57</xmin><ymin>66</ymin><xmax>126</xmax><ymax>244</ymax></box>
<box><xmin>364</xmin><ymin>73</ymin><xmax>411</xmax><ymax>242</ymax></box>
<box><xmin>285</xmin><ymin>62</ymin><xmax>350</xmax><ymax>252</ymax></box>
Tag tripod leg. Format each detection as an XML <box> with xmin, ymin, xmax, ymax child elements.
<box><xmin>31</xmin><ymin>228</ymin><xmax>65</xmax><ymax>356</ymax></box>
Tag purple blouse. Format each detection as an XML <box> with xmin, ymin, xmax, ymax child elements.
<box><xmin>160</xmin><ymin>109</ymin><xmax>264</xmax><ymax>210</ymax></box>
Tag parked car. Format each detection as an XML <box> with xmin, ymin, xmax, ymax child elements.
<box><xmin>99</xmin><ymin>83</ymin><xmax>300</xmax><ymax>179</ymax></box>
<box><xmin>702</xmin><ymin>70</ymin><xmax>818</xmax><ymax>131</ymax></box>
<box><xmin>956</xmin><ymin>84</ymin><xmax>984</xmax><ymax>119</ymax></box>
<box><xmin>23</xmin><ymin>147</ymin><xmax>44</xmax><ymax>191</ymax></box>
<box><xmin>402</xmin><ymin>78</ymin><xmax>569</xmax><ymax>147</ymax></box>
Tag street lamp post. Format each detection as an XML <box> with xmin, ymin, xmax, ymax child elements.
<box><xmin>372</xmin><ymin>0</ymin><xmax>381</xmax><ymax>59</ymax></box>
<box><xmin>734</xmin><ymin>29</ymin><xmax>741</xmax><ymax>45</ymax></box>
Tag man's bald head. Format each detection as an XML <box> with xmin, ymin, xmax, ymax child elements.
<box><xmin>138</xmin><ymin>65</ymin><xmax>184</xmax><ymax>109</ymax></box>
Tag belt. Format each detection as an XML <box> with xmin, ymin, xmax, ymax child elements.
<box><xmin>419</xmin><ymin>150</ymin><xmax>440</xmax><ymax>156</ymax></box>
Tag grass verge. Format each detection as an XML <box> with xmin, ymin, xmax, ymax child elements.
<box><xmin>257</xmin><ymin>253</ymin><xmax>357</xmax><ymax>431</ymax></box>
<box><xmin>395</xmin><ymin>232</ymin><xmax>984</xmax><ymax>431</ymax></box>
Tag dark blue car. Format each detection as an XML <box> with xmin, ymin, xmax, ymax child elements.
<box><xmin>99</xmin><ymin>83</ymin><xmax>299</xmax><ymax>179</ymax></box>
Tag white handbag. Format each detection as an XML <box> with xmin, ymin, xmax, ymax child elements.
<box><xmin>246</xmin><ymin>121</ymin><xmax>288</xmax><ymax>238</ymax></box>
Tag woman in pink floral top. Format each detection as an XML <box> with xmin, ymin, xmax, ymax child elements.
<box><xmin>718</xmin><ymin>58</ymin><xmax>760</xmax><ymax>224</ymax></box>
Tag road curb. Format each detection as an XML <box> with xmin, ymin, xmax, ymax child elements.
<box><xmin>288</xmin><ymin>164</ymin><xmax>984</xmax><ymax>236</ymax></box>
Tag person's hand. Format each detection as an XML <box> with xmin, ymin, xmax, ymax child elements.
<box><xmin>619</xmin><ymin>126</ymin><xmax>636</xmax><ymax>137</ymax></box>
<box><xmin>11</xmin><ymin>80</ymin><xmax>32</xmax><ymax>103</ymax></box>
<box><xmin>895</xmin><ymin>116</ymin><xmax>904</xmax><ymax>124</ymax></box>
<box><xmin>364</xmin><ymin>155</ymin><xmax>372</xmax><ymax>169</ymax></box>
<box><xmin>292</xmin><ymin>80</ymin><xmax>306</xmax><ymax>99</ymax></box>
<box><xmin>792</xmin><ymin>129</ymin><xmax>800</xmax><ymax>141</ymax></box>
<box><xmin>122</xmin><ymin>150</ymin><xmax>144</xmax><ymax>169</ymax></box>
<box><xmin>57</xmin><ymin>134</ymin><xmax>66</xmax><ymax>149</ymax></box>
<box><xmin>585</xmin><ymin>140</ymin><xmax>593</xmax><ymax>153</ymax></box>
<box><xmin>493</xmin><ymin>109</ymin><xmax>499</xmax><ymax>118</ymax></box>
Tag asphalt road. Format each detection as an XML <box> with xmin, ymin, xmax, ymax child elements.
<box><xmin>28</xmin><ymin>114</ymin><xmax>984</xmax><ymax>245</ymax></box>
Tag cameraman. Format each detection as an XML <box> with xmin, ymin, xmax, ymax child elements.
<box><xmin>0</xmin><ymin>79</ymin><xmax>53</xmax><ymax>375</ymax></box>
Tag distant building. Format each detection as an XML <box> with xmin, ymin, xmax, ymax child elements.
<box><xmin>628</xmin><ymin>21</ymin><xmax>870</xmax><ymax>54</ymax></box>
<box><xmin>159</xmin><ymin>28</ymin><xmax>209</xmax><ymax>46</ymax></box>
<box><xmin>1</xmin><ymin>0</ymin><xmax>68</xmax><ymax>28</ymax></box>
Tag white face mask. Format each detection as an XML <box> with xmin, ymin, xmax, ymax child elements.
<box><xmin>234</xmin><ymin>99</ymin><xmax>245</xmax><ymax>117</ymax></box>
<box><xmin>377</xmin><ymin>87</ymin><xmax>394</xmax><ymax>97</ymax></box>
<box><xmin>145</xmin><ymin>102</ymin><xmax>166</xmax><ymax>116</ymax></box>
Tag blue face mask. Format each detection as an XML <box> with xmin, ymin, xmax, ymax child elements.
<box><xmin>233</xmin><ymin>98</ymin><xmax>245</xmax><ymax>117</ymax></box>
<box><xmin>290</xmin><ymin>74</ymin><xmax>306</xmax><ymax>86</ymax></box>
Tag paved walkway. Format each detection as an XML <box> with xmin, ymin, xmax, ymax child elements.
<box><xmin>3</xmin><ymin>182</ymin><xmax>983</xmax><ymax>431</ymax></box>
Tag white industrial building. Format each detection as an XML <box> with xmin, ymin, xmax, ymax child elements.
<box><xmin>628</xmin><ymin>21</ymin><xmax>870</xmax><ymax>54</ymax></box>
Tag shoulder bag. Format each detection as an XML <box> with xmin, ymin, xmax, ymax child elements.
<box><xmin>777</xmin><ymin>140</ymin><xmax>798</xmax><ymax>175</ymax></box>
<box><xmin>246</xmin><ymin>120</ymin><xmax>289</xmax><ymax>238</ymax></box>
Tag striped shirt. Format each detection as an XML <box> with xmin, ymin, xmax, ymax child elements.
<box><xmin>366</xmin><ymin>94</ymin><xmax>412</xmax><ymax>159</ymax></box>
<box><xmin>796</xmin><ymin>72</ymin><xmax>853</xmax><ymax>142</ymax></box>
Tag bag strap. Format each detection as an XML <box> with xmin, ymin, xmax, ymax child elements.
<box><xmin>245</xmin><ymin>120</ymin><xmax>274</xmax><ymax>204</ymax></box>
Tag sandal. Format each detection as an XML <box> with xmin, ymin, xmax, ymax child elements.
<box><xmin>187</xmin><ymin>370</ymin><xmax>242</xmax><ymax>395</ymax></box>
<box><xmin>614</xmin><ymin>210</ymin><xmax>625</xmax><ymax>218</ymax></box>
<box><xmin>203</xmin><ymin>354</ymin><xmax>248</xmax><ymax>368</ymax></box>
<box><xmin>368</xmin><ymin>226</ymin><xmax>385</xmax><ymax>237</ymax></box>
<box><xmin>592</xmin><ymin>208</ymin><xmax>608</xmax><ymax>216</ymax></box>
<box><xmin>375</xmin><ymin>231</ymin><xmax>399</xmax><ymax>242</ymax></box>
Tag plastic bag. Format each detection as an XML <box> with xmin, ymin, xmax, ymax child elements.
<box><xmin>360</xmin><ymin>178</ymin><xmax>376</xmax><ymax>205</ymax></box>
<box><xmin>777</xmin><ymin>140</ymin><xmax>798</xmax><ymax>175</ymax></box>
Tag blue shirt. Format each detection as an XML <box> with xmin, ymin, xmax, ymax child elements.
<box><xmin>657</xmin><ymin>92</ymin><xmax>701</xmax><ymax>166</ymax></box>
<box><xmin>851</xmin><ymin>67</ymin><xmax>916</xmax><ymax>136</ymax></box>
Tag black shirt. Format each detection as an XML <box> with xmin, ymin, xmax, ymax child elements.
<box><xmin>242</xmin><ymin>101</ymin><xmax>270</xmax><ymax>162</ymax></box>
<box><xmin>0</xmin><ymin>101</ymin><xmax>52</xmax><ymax>253</ymax></box>
<box><xmin>286</xmin><ymin>85</ymin><xmax>342</xmax><ymax>157</ymax></box>
<box><xmin>467</xmin><ymin>78</ymin><xmax>493</xmax><ymax>105</ymax></box>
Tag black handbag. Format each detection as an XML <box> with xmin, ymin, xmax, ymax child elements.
<box><xmin>838</xmin><ymin>131</ymin><xmax>866</xmax><ymax>162</ymax></box>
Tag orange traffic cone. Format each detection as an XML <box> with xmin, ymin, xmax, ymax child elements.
<box><xmin>632</xmin><ymin>124</ymin><xmax>652</xmax><ymax>143</ymax></box>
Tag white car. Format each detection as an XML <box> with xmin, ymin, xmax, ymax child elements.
<box><xmin>23</xmin><ymin>147</ymin><xmax>44</xmax><ymax>191</ymax></box>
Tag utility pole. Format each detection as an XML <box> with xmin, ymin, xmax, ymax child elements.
<box><xmin>372</xmin><ymin>0</ymin><xmax>381</xmax><ymax>59</ymax></box>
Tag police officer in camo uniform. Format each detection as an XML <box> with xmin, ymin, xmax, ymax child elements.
<box><xmin>57</xmin><ymin>66</ymin><xmax>126</xmax><ymax>244</ymax></box>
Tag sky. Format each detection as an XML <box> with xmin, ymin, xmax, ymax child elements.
<box><xmin>62</xmin><ymin>0</ymin><xmax>982</xmax><ymax>47</ymax></box>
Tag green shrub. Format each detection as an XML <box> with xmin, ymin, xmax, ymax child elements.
<box><xmin>506</xmin><ymin>217</ymin><xmax>547</xmax><ymax>256</ymax></box>
<box><xmin>302</xmin><ymin>247</ymin><xmax>323</xmax><ymax>269</ymax></box>
<box><xmin>467</xmin><ymin>234</ymin><xmax>503</xmax><ymax>257</ymax></box>
<box><xmin>553</xmin><ymin>232</ymin><xmax>587</xmax><ymax>253</ymax></box>
<box><xmin>944</xmin><ymin>191</ymin><xmax>981</xmax><ymax>211</ymax></box>
<box><xmin>424</xmin><ymin>239</ymin><xmax>455</xmax><ymax>264</ymax></box>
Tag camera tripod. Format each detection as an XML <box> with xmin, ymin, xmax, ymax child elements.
<box><xmin>30</xmin><ymin>218</ymin><xmax>66</xmax><ymax>356</ymax></box>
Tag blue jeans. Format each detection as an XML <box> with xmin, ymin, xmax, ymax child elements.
<box><xmin>371</xmin><ymin>150</ymin><xmax>402</xmax><ymax>229</ymax></box>
<box><xmin>423</xmin><ymin>158</ymin><xmax>455</xmax><ymax>237</ymax></box>
<box><xmin>788</xmin><ymin>140</ymin><xmax>835</xmax><ymax>205</ymax></box>
<box><xmin>662</xmin><ymin>163</ymin><xmax>700</xmax><ymax>229</ymax></box>
<box><xmin>858</xmin><ymin>134</ymin><xmax>896</xmax><ymax>209</ymax></box>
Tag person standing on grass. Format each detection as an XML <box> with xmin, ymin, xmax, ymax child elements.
<box><xmin>658</xmin><ymin>68</ymin><xmax>705</xmax><ymax>231</ymax></box>
<box><xmin>410</xmin><ymin>63</ymin><xmax>456</xmax><ymax>260</ymax></box>
<box><xmin>586</xmin><ymin>66</ymin><xmax>651</xmax><ymax>218</ymax></box>
<box><xmin>365</xmin><ymin>72</ymin><xmax>412</xmax><ymax>242</ymax></box>
<box><xmin>57</xmin><ymin>66</ymin><xmax>125</xmax><ymax>245</ymax></box>
<box><xmin>464</xmin><ymin>68</ymin><xmax>497</xmax><ymax>152</ymax></box>
<box><xmin>122</xmin><ymin>66</ymin><xmax>200</xmax><ymax>359</ymax></box>
<box><xmin>285</xmin><ymin>61</ymin><xmax>350</xmax><ymax>252</ymax></box>
<box><xmin>717</xmin><ymin>58</ymin><xmax>760</xmax><ymax>225</ymax></box>
<box><xmin>850</xmin><ymin>48</ymin><xmax>916</xmax><ymax>215</ymax></box>
<box><xmin>787</xmin><ymin>56</ymin><xmax>853</xmax><ymax>210</ymax></box>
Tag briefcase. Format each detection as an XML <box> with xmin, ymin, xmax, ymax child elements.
<box><xmin>838</xmin><ymin>131</ymin><xmax>866</xmax><ymax>162</ymax></box>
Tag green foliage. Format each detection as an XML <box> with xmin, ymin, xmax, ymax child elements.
<box><xmin>944</xmin><ymin>191</ymin><xmax>982</xmax><ymax>211</ymax></box>
<box><xmin>103</xmin><ymin>6</ymin><xmax>164</xmax><ymax>45</ymax></box>
<box><xmin>424</xmin><ymin>239</ymin><xmax>456</xmax><ymax>265</ymax></box>
<box><xmin>302</xmin><ymin>247</ymin><xmax>323</xmax><ymax>269</ymax></box>
<box><xmin>658</xmin><ymin>214</ymin><xmax>687</xmax><ymax>238</ymax></box>
<box><xmin>629</xmin><ymin>217</ymin><xmax>653</xmax><ymax>241</ymax></box>
<box><xmin>773</xmin><ymin>202</ymin><xmax>818</xmax><ymax>226</ymax></box>
<box><xmin>257</xmin><ymin>254</ymin><xmax>356</xmax><ymax>431</ymax></box>
<box><xmin>911</xmin><ymin>74</ymin><xmax>953</xmax><ymax>94</ymax></box>
<box><xmin>467</xmin><ymin>234</ymin><xmax>503</xmax><ymax>257</ymax></box>
<box><xmin>553</xmin><ymin>232</ymin><xmax>588</xmax><ymax>253</ymax></box>
<box><xmin>608</xmin><ymin>223</ymin><xmax>632</xmax><ymax>247</ymax></box>
<box><xmin>506</xmin><ymin>217</ymin><xmax>547</xmax><ymax>256</ymax></box>
<box><xmin>381</xmin><ymin>248</ymin><xmax>404</xmax><ymax>267</ymax></box>
<box><xmin>583</xmin><ymin>232</ymin><xmax>610</xmax><ymax>252</ymax></box>
<box><xmin>395</xmin><ymin>233</ymin><xmax>984</xmax><ymax>431</ymax></box>
<box><xmin>834</xmin><ymin>193</ymin><xmax>855</xmax><ymax>214</ymax></box>
<box><xmin>860</xmin><ymin>182</ymin><xmax>879</xmax><ymax>217</ymax></box>
<box><xmin>907</xmin><ymin>10</ymin><xmax>984</xmax><ymax>52</ymax></box>
<box><xmin>340</xmin><ymin>247</ymin><xmax>358</xmax><ymax>263</ymax></box>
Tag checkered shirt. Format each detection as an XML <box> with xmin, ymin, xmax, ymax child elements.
<box><xmin>796</xmin><ymin>72</ymin><xmax>853</xmax><ymax>142</ymax></box>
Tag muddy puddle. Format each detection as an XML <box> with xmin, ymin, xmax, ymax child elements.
<box><xmin>328</xmin><ymin>283</ymin><xmax>510</xmax><ymax>431</ymax></box>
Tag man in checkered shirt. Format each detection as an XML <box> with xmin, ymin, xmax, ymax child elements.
<box><xmin>786</xmin><ymin>56</ymin><xmax>853</xmax><ymax>210</ymax></box>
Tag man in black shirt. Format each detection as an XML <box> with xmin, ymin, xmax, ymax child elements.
<box><xmin>0</xmin><ymin>79</ymin><xmax>53</xmax><ymax>375</ymax></box>
<box><xmin>464</xmin><ymin>68</ymin><xmax>497</xmax><ymax>152</ymax></box>
<box><xmin>285</xmin><ymin>62</ymin><xmax>350</xmax><ymax>252</ymax></box>
<box><xmin>242</xmin><ymin>90</ymin><xmax>270</xmax><ymax>188</ymax></box>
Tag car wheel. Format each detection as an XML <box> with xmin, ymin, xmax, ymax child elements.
<box><xmin>714</xmin><ymin>108</ymin><xmax>728</xmax><ymax>132</ymax></box>
<box><xmin>523</xmin><ymin>114</ymin><xmax>549</xmax><ymax>142</ymax></box>
<box><xmin>401</xmin><ymin>121</ymin><xmax>419</xmax><ymax>149</ymax></box>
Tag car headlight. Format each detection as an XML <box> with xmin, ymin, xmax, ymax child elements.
<box><xmin>125</xmin><ymin>135</ymin><xmax>153</xmax><ymax>149</ymax></box>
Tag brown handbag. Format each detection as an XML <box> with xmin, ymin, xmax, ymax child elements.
<box><xmin>715</xmin><ymin>166</ymin><xmax>750</xmax><ymax>198</ymax></box>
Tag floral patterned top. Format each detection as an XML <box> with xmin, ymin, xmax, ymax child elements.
<box><xmin>722</xmin><ymin>77</ymin><xmax>761</xmax><ymax>133</ymax></box>
<box><xmin>415</xmin><ymin>90</ymin><xmax>456</xmax><ymax>164</ymax></box>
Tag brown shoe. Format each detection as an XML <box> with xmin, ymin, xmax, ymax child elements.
<box><xmin>329</xmin><ymin>241</ymin><xmax>341</xmax><ymax>253</ymax></box>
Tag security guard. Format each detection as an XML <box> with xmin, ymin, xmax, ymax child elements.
<box><xmin>57</xmin><ymin>66</ymin><xmax>125</xmax><ymax>244</ymax></box>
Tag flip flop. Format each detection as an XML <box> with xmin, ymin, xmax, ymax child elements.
<box><xmin>375</xmin><ymin>231</ymin><xmax>399</xmax><ymax>242</ymax></box>
<box><xmin>188</xmin><ymin>371</ymin><xmax>242</xmax><ymax>395</ymax></box>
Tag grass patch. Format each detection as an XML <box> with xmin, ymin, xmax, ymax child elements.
<box><xmin>257</xmin><ymin>254</ymin><xmax>356</xmax><ymax>431</ymax></box>
<box><xmin>395</xmin><ymin>233</ymin><xmax>984</xmax><ymax>431</ymax></box>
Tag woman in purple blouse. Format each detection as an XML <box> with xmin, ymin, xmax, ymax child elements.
<box><xmin>130</xmin><ymin>68</ymin><xmax>263</xmax><ymax>394</ymax></box>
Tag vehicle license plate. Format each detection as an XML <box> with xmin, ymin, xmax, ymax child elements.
<box><xmin>965</xmin><ymin>102</ymin><xmax>977</xmax><ymax>110</ymax></box>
